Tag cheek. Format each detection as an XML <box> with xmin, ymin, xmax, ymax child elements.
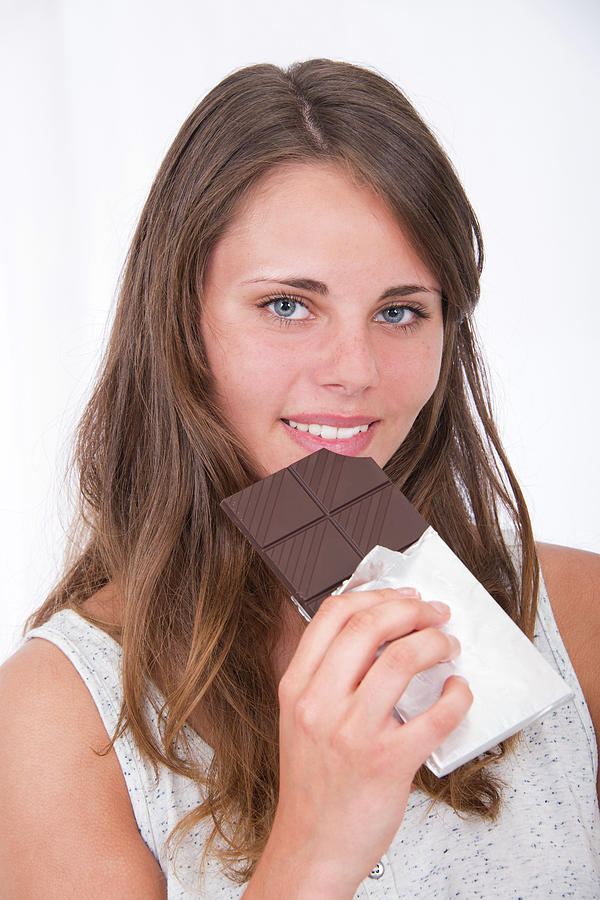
<box><xmin>382</xmin><ymin>336</ymin><xmax>443</xmax><ymax>411</ymax></box>
<box><xmin>203</xmin><ymin>323</ymin><xmax>296</xmax><ymax>417</ymax></box>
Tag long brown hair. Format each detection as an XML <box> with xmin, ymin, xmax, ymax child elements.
<box><xmin>28</xmin><ymin>59</ymin><xmax>539</xmax><ymax>882</ymax></box>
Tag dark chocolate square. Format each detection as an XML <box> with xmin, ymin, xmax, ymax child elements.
<box><xmin>222</xmin><ymin>467</ymin><xmax>322</xmax><ymax>548</ymax></box>
<box><xmin>333</xmin><ymin>483</ymin><xmax>429</xmax><ymax>556</ymax></box>
<box><xmin>264</xmin><ymin>519</ymin><xmax>361</xmax><ymax>607</ymax></box>
<box><xmin>291</xmin><ymin>449</ymin><xmax>388</xmax><ymax>511</ymax></box>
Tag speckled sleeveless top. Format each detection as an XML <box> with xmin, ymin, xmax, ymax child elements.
<box><xmin>23</xmin><ymin>570</ymin><xmax>600</xmax><ymax>898</ymax></box>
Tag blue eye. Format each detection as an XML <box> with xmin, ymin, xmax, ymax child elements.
<box><xmin>375</xmin><ymin>306</ymin><xmax>416</xmax><ymax>325</ymax></box>
<box><xmin>263</xmin><ymin>295</ymin><xmax>311</xmax><ymax>320</ymax></box>
<box><xmin>273</xmin><ymin>298</ymin><xmax>296</xmax><ymax>317</ymax></box>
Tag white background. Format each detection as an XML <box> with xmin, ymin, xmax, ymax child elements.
<box><xmin>1</xmin><ymin>0</ymin><xmax>599</xmax><ymax>663</ymax></box>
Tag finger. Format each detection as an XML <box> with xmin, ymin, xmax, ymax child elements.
<box><xmin>284</xmin><ymin>589</ymin><xmax>418</xmax><ymax>687</ymax></box>
<box><xmin>307</xmin><ymin>600</ymin><xmax>454</xmax><ymax>705</ymax></box>
<box><xmin>282</xmin><ymin>589</ymin><xmax>421</xmax><ymax>692</ymax></box>
<box><xmin>349</xmin><ymin>628</ymin><xmax>461</xmax><ymax>730</ymax></box>
<box><xmin>281</xmin><ymin>589</ymin><xmax>449</xmax><ymax>698</ymax></box>
<box><xmin>389</xmin><ymin>675</ymin><xmax>473</xmax><ymax>772</ymax></box>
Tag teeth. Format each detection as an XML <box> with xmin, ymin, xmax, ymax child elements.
<box><xmin>287</xmin><ymin>420</ymin><xmax>370</xmax><ymax>440</ymax></box>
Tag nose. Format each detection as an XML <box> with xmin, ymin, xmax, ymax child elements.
<box><xmin>313</xmin><ymin>320</ymin><xmax>380</xmax><ymax>395</ymax></box>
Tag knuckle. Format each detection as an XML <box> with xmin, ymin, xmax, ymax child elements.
<box><xmin>379</xmin><ymin>588</ymin><xmax>413</xmax><ymax>608</ymax></box>
<box><xmin>330</xmin><ymin>714</ymin><xmax>377</xmax><ymax>763</ymax></box>
<box><xmin>316</xmin><ymin>594</ymin><xmax>346</xmax><ymax>619</ymax></box>
<box><xmin>427</xmin><ymin>703</ymin><xmax>459</xmax><ymax>737</ymax></box>
<box><xmin>294</xmin><ymin>693</ymin><xmax>320</xmax><ymax>734</ymax></box>
<box><xmin>428</xmin><ymin>683</ymin><xmax>472</xmax><ymax>736</ymax></box>
<box><xmin>453</xmin><ymin>676</ymin><xmax>474</xmax><ymax>708</ymax></box>
<box><xmin>347</xmin><ymin>606</ymin><xmax>379</xmax><ymax>635</ymax></box>
<box><xmin>382</xmin><ymin>639</ymin><xmax>417</xmax><ymax>672</ymax></box>
<box><xmin>398</xmin><ymin>597</ymin><xmax>422</xmax><ymax>628</ymax></box>
<box><xmin>421</xmin><ymin>626</ymin><xmax>450</xmax><ymax>658</ymax></box>
<box><xmin>428</xmin><ymin>626</ymin><xmax>450</xmax><ymax>652</ymax></box>
<box><xmin>408</xmin><ymin>593</ymin><xmax>425</xmax><ymax>612</ymax></box>
<box><xmin>395</xmin><ymin>592</ymin><xmax>422</xmax><ymax>619</ymax></box>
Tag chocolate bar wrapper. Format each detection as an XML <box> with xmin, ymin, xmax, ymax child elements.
<box><xmin>332</xmin><ymin>527</ymin><xmax>573</xmax><ymax>777</ymax></box>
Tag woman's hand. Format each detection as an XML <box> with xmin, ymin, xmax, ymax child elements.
<box><xmin>247</xmin><ymin>587</ymin><xmax>472</xmax><ymax>900</ymax></box>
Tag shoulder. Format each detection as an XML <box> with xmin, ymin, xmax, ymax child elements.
<box><xmin>0</xmin><ymin>634</ymin><xmax>166</xmax><ymax>897</ymax></box>
<box><xmin>536</xmin><ymin>541</ymin><xmax>600</xmax><ymax>599</ymax></box>
<box><xmin>536</xmin><ymin>542</ymin><xmax>600</xmax><ymax>787</ymax></box>
<box><xmin>536</xmin><ymin>542</ymin><xmax>600</xmax><ymax>661</ymax></box>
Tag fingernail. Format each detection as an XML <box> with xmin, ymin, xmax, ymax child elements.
<box><xmin>395</xmin><ymin>587</ymin><xmax>421</xmax><ymax>598</ymax></box>
<box><xmin>428</xmin><ymin>600</ymin><xmax>450</xmax><ymax>615</ymax></box>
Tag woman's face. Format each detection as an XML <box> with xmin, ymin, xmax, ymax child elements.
<box><xmin>200</xmin><ymin>162</ymin><xmax>444</xmax><ymax>477</ymax></box>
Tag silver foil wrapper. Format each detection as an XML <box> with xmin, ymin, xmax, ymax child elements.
<box><xmin>333</xmin><ymin>527</ymin><xmax>573</xmax><ymax>777</ymax></box>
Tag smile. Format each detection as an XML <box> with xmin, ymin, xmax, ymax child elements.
<box><xmin>282</xmin><ymin>419</ymin><xmax>370</xmax><ymax>440</ymax></box>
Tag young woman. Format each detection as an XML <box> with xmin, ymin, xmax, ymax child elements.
<box><xmin>0</xmin><ymin>59</ymin><xmax>598</xmax><ymax>898</ymax></box>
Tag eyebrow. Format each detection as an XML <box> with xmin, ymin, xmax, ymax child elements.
<box><xmin>241</xmin><ymin>276</ymin><xmax>441</xmax><ymax>302</ymax></box>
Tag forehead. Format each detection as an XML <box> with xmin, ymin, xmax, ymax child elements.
<box><xmin>229</xmin><ymin>161</ymin><xmax>394</xmax><ymax>236</ymax></box>
<box><xmin>205</xmin><ymin>161</ymin><xmax>437</xmax><ymax>290</ymax></box>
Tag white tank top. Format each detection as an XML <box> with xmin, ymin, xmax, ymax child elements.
<box><xmin>23</xmin><ymin>571</ymin><xmax>600</xmax><ymax>898</ymax></box>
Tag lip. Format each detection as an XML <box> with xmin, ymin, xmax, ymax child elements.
<box><xmin>281</xmin><ymin>418</ymin><xmax>379</xmax><ymax>456</ymax></box>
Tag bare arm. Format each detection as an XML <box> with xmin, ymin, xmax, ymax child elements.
<box><xmin>0</xmin><ymin>638</ymin><xmax>167</xmax><ymax>899</ymax></box>
<box><xmin>536</xmin><ymin>542</ymin><xmax>600</xmax><ymax>800</ymax></box>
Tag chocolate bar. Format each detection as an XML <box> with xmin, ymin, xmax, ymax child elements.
<box><xmin>220</xmin><ymin>449</ymin><xmax>428</xmax><ymax>618</ymax></box>
<box><xmin>222</xmin><ymin>449</ymin><xmax>575</xmax><ymax>778</ymax></box>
